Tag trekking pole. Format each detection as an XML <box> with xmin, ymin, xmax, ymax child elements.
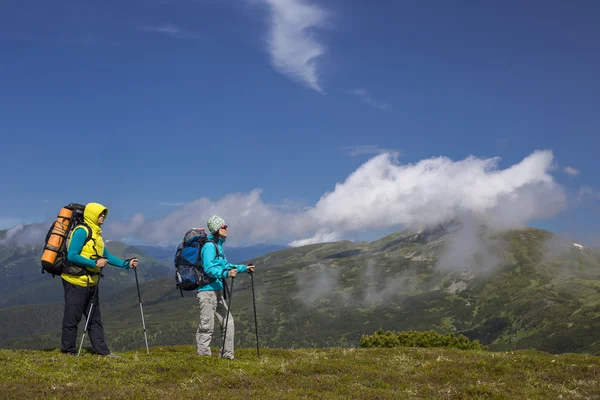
<box><xmin>78</xmin><ymin>269</ymin><xmax>103</xmax><ymax>357</ymax></box>
<box><xmin>221</xmin><ymin>270</ymin><xmax>235</xmax><ymax>358</ymax></box>
<box><xmin>133</xmin><ymin>264</ymin><xmax>150</xmax><ymax>354</ymax></box>
<box><xmin>250</xmin><ymin>268</ymin><xmax>260</xmax><ymax>357</ymax></box>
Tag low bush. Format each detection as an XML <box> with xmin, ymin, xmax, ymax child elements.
<box><xmin>360</xmin><ymin>328</ymin><xmax>487</xmax><ymax>350</ymax></box>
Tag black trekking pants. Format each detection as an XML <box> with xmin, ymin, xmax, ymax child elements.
<box><xmin>61</xmin><ymin>278</ymin><xmax>110</xmax><ymax>355</ymax></box>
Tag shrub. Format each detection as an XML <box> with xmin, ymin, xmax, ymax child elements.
<box><xmin>359</xmin><ymin>328</ymin><xmax>487</xmax><ymax>350</ymax></box>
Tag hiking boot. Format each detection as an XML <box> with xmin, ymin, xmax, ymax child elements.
<box><xmin>102</xmin><ymin>353</ymin><xmax>121</xmax><ymax>358</ymax></box>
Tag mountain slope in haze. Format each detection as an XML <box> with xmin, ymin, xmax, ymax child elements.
<box><xmin>0</xmin><ymin>238</ymin><xmax>171</xmax><ymax>308</ymax></box>
<box><xmin>1</xmin><ymin>225</ymin><xmax>599</xmax><ymax>356</ymax></box>
<box><xmin>0</xmin><ymin>223</ymin><xmax>284</xmax><ymax>308</ymax></box>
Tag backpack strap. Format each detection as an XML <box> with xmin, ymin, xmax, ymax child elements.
<box><xmin>210</xmin><ymin>240</ymin><xmax>228</xmax><ymax>298</ymax></box>
<box><xmin>194</xmin><ymin>240</ymin><xmax>203</xmax><ymax>268</ymax></box>
<box><xmin>73</xmin><ymin>224</ymin><xmax>98</xmax><ymax>257</ymax></box>
<box><xmin>213</xmin><ymin>240</ymin><xmax>220</xmax><ymax>258</ymax></box>
<box><xmin>222</xmin><ymin>276</ymin><xmax>229</xmax><ymax>300</ymax></box>
<box><xmin>65</xmin><ymin>224</ymin><xmax>101</xmax><ymax>276</ymax></box>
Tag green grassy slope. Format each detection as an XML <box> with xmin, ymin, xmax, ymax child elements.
<box><xmin>1</xmin><ymin>346</ymin><xmax>599</xmax><ymax>399</ymax></box>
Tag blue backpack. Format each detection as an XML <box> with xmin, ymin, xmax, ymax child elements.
<box><xmin>174</xmin><ymin>229</ymin><xmax>220</xmax><ymax>297</ymax></box>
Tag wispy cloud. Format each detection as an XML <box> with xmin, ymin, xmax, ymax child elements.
<box><xmin>143</xmin><ymin>23</ymin><xmax>180</xmax><ymax>35</ymax></box>
<box><xmin>339</xmin><ymin>145</ymin><xmax>401</xmax><ymax>157</ymax></box>
<box><xmin>0</xmin><ymin>222</ymin><xmax>48</xmax><ymax>246</ymax></box>
<box><xmin>564</xmin><ymin>166</ymin><xmax>580</xmax><ymax>176</ymax></box>
<box><xmin>259</xmin><ymin>0</ymin><xmax>328</xmax><ymax>93</ymax></box>
<box><xmin>495</xmin><ymin>135</ymin><xmax>514</xmax><ymax>150</ymax></box>
<box><xmin>141</xmin><ymin>23</ymin><xmax>200</xmax><ymax>39</ymax></box>
<box><xmin>0</xmin><ymin>218</ymin><xmax>23</xmax><ymax>230</ymax></box>
<box><xmin>575</xmin><ymin>186</ymin><xmax>600</xmax><ymax>203</ymax></box>
<box><xmin>346</xmin><ymin>88</ymin><xmax>391</xmax><ymax>111</ymax></box>
<box><xmin>158</xmin><ymin>202</ymin><xmax>185</xmax><ymax>207</ymax></box>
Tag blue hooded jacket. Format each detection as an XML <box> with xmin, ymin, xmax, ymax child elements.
<box><xmin>199</xmin><ymin>234</ymin><xmax>247</xmax><ymax>291</ymax></box>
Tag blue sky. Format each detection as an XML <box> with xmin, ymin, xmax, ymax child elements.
<box><xmin>1</xmin><ymin>0</ymin><xmax>599</xmax><ymax>247</ymax></box>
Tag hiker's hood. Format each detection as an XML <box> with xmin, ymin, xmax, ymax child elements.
<box><xmin>84</xmin><ymin>202</ymin><xmax>107</xmax><ymax>234</ymax></box>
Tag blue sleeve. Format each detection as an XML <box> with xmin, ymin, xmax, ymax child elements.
<box><xmin>202</xmin><ymin>243</ymin><xmax>231</xmax><ymax>279</ymax></box>
<box><xmin>234</xmin><ymin>263</ymin><xmax>247</xmax><ymax>273</ymax></box>
<box><xmin>67</xmin><ymin>227</ymin><xmax>98</xmax><ymax>269</ymax></box>
<box><xmin>103</xmin><ymin>248</ymin><xmax>127</xmax><ymax>269</ymax></box>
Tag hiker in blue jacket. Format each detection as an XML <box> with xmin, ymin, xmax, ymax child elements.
<box><xmin>196</xmin><ymin>215</ymin><xmax>255</xmax><ymax>359</ymax></box>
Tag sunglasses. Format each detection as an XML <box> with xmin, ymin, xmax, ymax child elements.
<box><xmin>220</xmin><ymin>225</ymin><xmax>228</xmax><ymax>230</ymax></box>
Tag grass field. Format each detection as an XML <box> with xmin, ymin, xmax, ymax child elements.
<box><xmin>1</xmin><ymin>345</ymin><xmax>599</xmax><ymax>399</ymax></box>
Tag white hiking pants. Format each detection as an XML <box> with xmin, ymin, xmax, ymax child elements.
<box><xmin>196</xmin><ymin>290</ymin><xmax>234</xmax><ymax>359</ymax></box>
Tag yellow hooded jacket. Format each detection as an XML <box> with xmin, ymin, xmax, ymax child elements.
<box><xmin>62</xmin><ymin>202</ymin><xmax>127</xmax><ymax>287</ymax></box>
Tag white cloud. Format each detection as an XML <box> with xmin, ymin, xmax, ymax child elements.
<box><xmin>347</xmin><ymin>88</ymin><xmax>391</xmax><ymax>111</ymax></box>
<box><xmin>108</xmin><ymin>190</ymin><xmax>309</xmax><ymax>246</ymax></box>
<box><xmin>289</xmin><ymin>229</ymin><xmax>341</xmax><ymax>247</ymax></box>
<box><xmin>259</xmin><ymin>0</ymin><xmax>328</xmax><ymax>93</ymax></box>
<box><xmin>564</xmin><ymin>166</ymin><xmax>580</xmax><ymax>176</ymax></box>
<box><xmin>306</xmin><ymin>150</ymin><xmax>566</xmax><ymax>235</ymax></box>
<box><xmin>106</xmin><ymin>149</ymin><xmax>568</xmax><ymax>249</ymax></box>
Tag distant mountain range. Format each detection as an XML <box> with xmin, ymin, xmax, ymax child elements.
<box><xmin>134</xmin><ymin>243</ymin><xmax>288</xmax><ymax>265</ymax></box>
<box><xmin>0</xmin><ymin>223</ymin><xmax>599</xmax><ymax>356</ymax></box>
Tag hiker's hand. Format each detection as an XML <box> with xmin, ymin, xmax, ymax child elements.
<box><xmin>247</xmin><ymin>264</ymin><xmax>255</xmax><ymax>274</ymax></box>
<box><xmin>127</xmin><ymin>258</ymin><xmax>139</xmax><ymax>269</ymax></box>
<box><xmin>228</xmin><ymin>268</ymin><xmax>237</xmax><ymax>278</ymax></box>
<box><xmin>96</xmin><ymin>258</ymin><xmax>108</xmax><ymax>268</ymax></box>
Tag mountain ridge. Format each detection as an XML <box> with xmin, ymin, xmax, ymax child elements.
<box><xmin>1</xmin><ymin>224</ymin><xmax>599</xmax><ymax>355</ymax></box>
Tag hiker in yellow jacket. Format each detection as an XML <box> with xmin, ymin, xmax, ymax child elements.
<box><xmin>61</xmin><ymin>202</ymin><xmax>138</xmax><ymax>357</ymax></box>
